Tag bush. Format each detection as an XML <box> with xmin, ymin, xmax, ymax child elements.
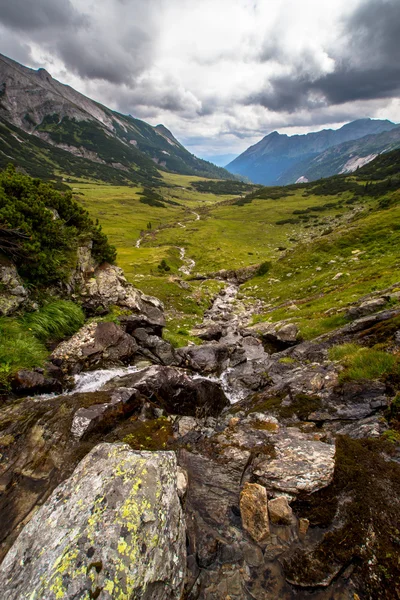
<box><xmin>157</xmin><ymin>259</ymin><xmax>171</xmax><ymax>272</ymax></box>
<box><xmin>0</xmin><ymin>165</ymin><xmax>116</xmax><ymax>284</ymax></box>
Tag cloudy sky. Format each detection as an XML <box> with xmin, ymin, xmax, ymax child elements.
<box><xmin>0</xmin><ymin>0</ymin><xmax>399</xmax><ymax>161</ymax></box>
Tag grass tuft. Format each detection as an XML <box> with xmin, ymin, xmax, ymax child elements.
<box><xmin>22</xmin><ymin>300</ymin><xmax>85</xmax><ymax>341</ymax></box>
<box><xmin>329</xmin><ymin>343</ymin><xmax>399</xmax><ymax>381</ymax></box>
<box><xmin>0</xmin><ymin>318</ymin><xmax>48</xmax><ymax>389</ymax></box>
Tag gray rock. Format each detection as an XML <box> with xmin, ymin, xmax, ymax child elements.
<box><xmin>347</xmin><ymin>297</ymin><xmax>387</xmax><ymax>319</ymax></box>
<box><xmin>70</xmin><ymin>388</ymin><xmax>141</xmax><ymax>439</ymax></box>
<box><xmin>0</xmin><ymin>443</ymin><xmax>186</xmax><ymax>600</ymax></box>
<box><xmin>82</xmin><ymin>264</ymin><xmax>165</xmax><ymax>329</ymax></box>
<box><xmin>245</xmin><ymin>320</ymin><xmax>299</xmax><ymax>348</ymax></box>
<box><xmin>51</xmin><ymin>321</ymin><xmax>138</xmax><ymax>373</ymax></box>
<box><xmin>0</xmin><ymin>263</ymin><xmax>28</xmax><ymax>315</ymax></box>
<box><xmin>254</xmin><ymin>429</ymin><xmax>335</xmax><ymax>495</ymax></box>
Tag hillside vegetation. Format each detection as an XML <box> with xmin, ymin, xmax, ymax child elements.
<box><xmin>70</xmin><ymin>149</ymin><xmax>400</xmax><ymax>344</ymax></box>
<box><xmin>0</xmin><ymin>165</ymin><xmax>116</xmax><ymax>283</ymax></box>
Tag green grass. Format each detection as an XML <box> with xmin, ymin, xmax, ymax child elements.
<box><xmin>0</xmin><ymin>318</ymin><xmax>48</xmax><ymax>390</ymax></box>
<box><xmin>329</xmin><ymin>343</ymin><xmax>400</xmax><ymax>381</ymax></box>
<box><xmin>71</xmin><ymin>170</ymin><xmax>400</xmax><ymax>341</ymax></box>
<box><xmin>22</xmin><ymin>300</ymin><xmax>85</xmax><ymax>341</ymax></box>
<box><xmin>0</xmin><ymin>300</ymin><xmax>85</xmax><ymax>390</ymax></box>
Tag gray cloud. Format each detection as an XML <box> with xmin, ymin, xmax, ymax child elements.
<box><xmin>0</xmin><ymin>0</ymin><xmax>86</xmax><ymax>31</ymax></box>
<box><xmin>251</xmin><ymin>0</ymin><xmax>400</xmax><ymax>113</ymax></box>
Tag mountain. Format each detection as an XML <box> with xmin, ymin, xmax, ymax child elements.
<box><xmin>0</xmin><ymin>53</ymin><xmax>234</xmax><ymax>184</ymax></box>
<box><xmin>287</xmin><ymin>126</ymin><xmax>400</xmax><ymax>183</ymax></box>
<box><xmin>226</xmin><ymin>119</ymin><xmax>399</xmax><ymax>185</ymax></box>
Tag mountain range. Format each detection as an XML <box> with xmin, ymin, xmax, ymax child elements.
<box><xmin>226</xmin><ymin>119</ymin><xmax>400</xmax><ymax>185</ymax></box>
<box><xmin>0</xmin><ymin>53</ymin><xmax>234</xmax><ymax>185</ymax></box>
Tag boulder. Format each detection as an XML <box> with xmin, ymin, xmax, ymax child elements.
<box><xmin>245</xmin><ymin>321</ymin><xmax>299</xmax><ymax>350</ymax></box>
<box><xmin>70</xmin><ymin>388</ymin><xmax>143</xmax><ymax>439</ymax></box>
<box><xmin>131</xmin><ymin>328</ymin><xmax>178</xmax><ymax>366</ymax></box>
<box><xmin>0</xmin><ymin>443</ymin><xmax>186</xmax><ymax>600</ymax></box>
<box><xmin>11</xmin><ymin>369</ymin><xmax>62</xmax><ymax>395</ymax></box>
<box><xmin>103</xmin><ymin>365</ymin><xmax>229</xmax><ymax>417</ymax></box>
<box><xmin>51</xmin><ymin>321</ymin><xmax>138</xmax><ymax>374</ymax></box>
<box><xmin>81</xmin><ymin>263</ymin><xmax>165</xmax><ymax>330</ymax></box>
<box><xmin>347</xmin><ymin>297</ymin><xmax>387</xmax><ymax>319</ymax></box>
<box><xmin>240</xmin><ymin>482</ymin><xmax>270</xmax><ymax>543</ymax></box>
<box><xmin>254</xmin><ymin>429</ymin><xmax>335</xmax><ymax>495</ymax></box>
<box><xmin>177</xmin><ymin>343</ymin><xmax>233</xmax><ymax>374</ymax></box>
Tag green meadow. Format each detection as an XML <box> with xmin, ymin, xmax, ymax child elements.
<box><xmin>73</xmin><ymin>169</ymin><xmax>400</xmax><ymax>344</ymax></box>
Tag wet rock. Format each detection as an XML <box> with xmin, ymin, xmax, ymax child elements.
<box><xmin>131</xmin><ymin>328</ymin><xmax>178</xmax><ymax>366</ymax></box>
<box><xmin>178</xmin><ymin>448</ymin><xmax>250</xmax><ymax>591</ymax></box>
<box><xmin>70</xmin><ymin>388</ymin><xmax>142</xmax><ymax>439</ymax></box>
<box><xmin>310</xmin><ymin>380</ymin><xmax>388</xmax><ymax>422</ymax></box>
<box><xmin>103</xmin><ymin>365</ymin><xmax>229</xmax><ymax>417</ymax></box>
<box><xmin>268</xmin><ymin>496</ymin><xmax>293</xmax><ymax>525</ymax></box>
<box><xmin>11</xmin><ymin>369</ymin><xmax>62</xmax><ymax>395</ymax></box>
<box><xmin>51</xmin><ymin>321</ymin><xmax>138</xmax><ymax>373</ymax></box>
<box><xmin>254</xmin><ymin>430</ymin><xmax>335</xmax><ymax>495</ymax></box>
<box><xmin>177</xmin><ymin>343</ymin><xmax>232</xmax><ymax>374</ymax></box>
<box><xmin>240</xmin><ymin>482</ymin><xmax>270</xmax><ymax>543</ymax></box>
<box><xmin>0</xmin><ymin>443</ymin><xmax>186</xmax><ymax>600</ymax></box>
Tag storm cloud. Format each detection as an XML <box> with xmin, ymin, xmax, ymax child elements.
<box><xmin>0</xmin><ymin>0</ymin><xmax>399</xmax><ymax>157</ymax></box>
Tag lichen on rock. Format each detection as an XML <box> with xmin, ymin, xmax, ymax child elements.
<box><xmin>0</xmin><ymin>443</ymin><xmax>186</xmax><ymax>600</ymax></box>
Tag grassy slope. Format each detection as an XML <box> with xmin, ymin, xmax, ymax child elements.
<box><xmin>73</xmin><ymin>162</ymin><xmax>400</xmax><ymax>343</ymax></box>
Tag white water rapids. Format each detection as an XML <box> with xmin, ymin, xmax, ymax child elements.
<box><xmin>34</xmin><ymin>363</ymin><xmax>244</xmax><ymax>404</ymax></box>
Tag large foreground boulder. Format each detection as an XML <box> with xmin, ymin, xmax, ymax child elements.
<box><xmin>0</xmin><ymin>443</ymin><xmax>186</xmax><ymax>600</ymax></box>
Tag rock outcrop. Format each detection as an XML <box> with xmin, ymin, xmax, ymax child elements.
<box><xmin>51</xmin><ymin>321</ymin><xmax>139</xmax><ymax>374</ymax></box>
<box><xmin>0</xmin><ymin>443</ymin><xmax>186</xmax><ymax>600</ymax></box>
<box><xmin>0</xmin><ymin>261</ymin><xmax>28</xmax><ymax>316</ymax></box>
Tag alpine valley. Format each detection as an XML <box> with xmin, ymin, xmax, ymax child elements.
<box><xmin>1</xmin><ymin>54</ymin><xmax>400</xmax><ymax>600</ymax></box>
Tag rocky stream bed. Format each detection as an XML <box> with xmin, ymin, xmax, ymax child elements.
<box><xmin>1</xmin><ymin>264</ymin><xmax>400</xmax><ymax>599</ymax></box>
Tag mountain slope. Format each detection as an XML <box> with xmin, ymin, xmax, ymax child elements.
<box><xmin>226</xmin><ymin>119</ymin><xmax>398</xmax><ymax>185</ymax></box>
<box><xmin>0</xmin><ymin>53</ymin><xmax>234</xmax><ymax>183</ymax></box>
<box><xmin>288</xmin><ymin>126</ymin><xmax>400</xmax><ymax>183</ymax></box>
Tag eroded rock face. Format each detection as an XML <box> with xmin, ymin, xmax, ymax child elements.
<box><xmin>0</xmin><ymin>443</ymin><xmax>186</xmax><ymax>600</ymax></box>
<box><xmin>51</xmin><ymin>321</ymin><xmax>138</xmax><ymax>373</ymax></box>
